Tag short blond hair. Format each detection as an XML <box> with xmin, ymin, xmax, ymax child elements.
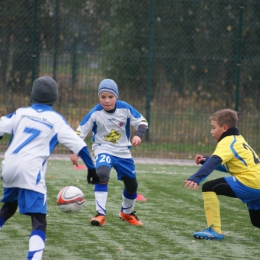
<box><xmin>210</xmin><ymin>109</ymin><xmax>238</xmax><ymax>128</ymax></box>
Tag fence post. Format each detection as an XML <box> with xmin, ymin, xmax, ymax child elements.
<box><xmin>235</xmin><ymin>0</ymin><xmax>244</xmax><ymax>112</ymax></box>
<box><xmin>145</xmin><ymin>0</ymin><xmax>155</xmax><ymax>141</ymax></box>
<box><xmin>53</xmin><ymin>0</ymin><xmax>60</xmax><ymax>80</ymax></box>
<box><xmin>31</xmin><ymin>0</ymin><xmax>38</xmax><ymax>93</ymax></box>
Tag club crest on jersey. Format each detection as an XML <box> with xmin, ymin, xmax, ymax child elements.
<box><xmin>118</xmin><ymin>122</ymin><xmax>124</xmax><ymax>127</ymax></box>
<box><xmin>104</xmin><ymin>129</ymin><xmax>121</xmax><ymax>144</ymax></box>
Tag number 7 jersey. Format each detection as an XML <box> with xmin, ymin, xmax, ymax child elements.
<box><xmin>213</xmin><ymin>135</ymin><xmax>260</xmax><ymax>189</ymax></box>
<box><xmin>0</xmin><ymin>104</ymin><xmax>89</xmax><ymax>194</ymax></box>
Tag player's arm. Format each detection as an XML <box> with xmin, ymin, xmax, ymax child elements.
<box><xmin>128</xmin><ymin>104</ymin><xmax>148</xmax><ymax>146</ymax></box>
<box><xmin>134</xmin><ymin>124</ymin><xmax>148</xmax><ymax>139</ymax></box>
<box><xmin>69</xmin><ymin>114</ymin><xmax>94</xmax><ymax>165</ymax></box>
<box><xmin>78</xmin><ymin>147</ymin><xmax>100</xmax><ymax>184</ymax></box>
<box><xmin>70</xmin><ymin>152</ymin><xmax>79</xmax><ymax>166</ymax></box>
<box><xmin>195</xmin><ymin>155</ymin><xmax>210</xmax><ymax>165</ymax></box>
<box><xmin>184</xmin><ymin>155</ymin><xmax>222</xmax><ymax>187</ymax></box>
<box><xmin>0</xmin><ymin>113</ymin><xmax>16</xmax><ymax>135</ymax></box>
<box><xmin>132</xmin><ymin>124</ymin><xmax>148</xmax><ymax>147</ymax></box>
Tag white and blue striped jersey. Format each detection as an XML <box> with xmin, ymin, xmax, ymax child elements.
<box><xmin>76</xmin><ymin>100</ymin><xmax>148</xmax><ymax>158</ymax></box>
<box><xmin>0</xmin><ymin>104</ymin><xmax>92</xmax><ymax>194</ymax></box>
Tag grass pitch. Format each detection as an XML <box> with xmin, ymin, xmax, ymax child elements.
<box><xmin>0</xmin><ymin>159</ymin><xmax>259</xmax><ymax>260</ymax></box>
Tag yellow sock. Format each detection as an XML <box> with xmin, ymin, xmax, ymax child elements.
<box><xmin>202</xmin><ymin>192</ymin><xmax>222</xmax><ymax>234</ymax></box>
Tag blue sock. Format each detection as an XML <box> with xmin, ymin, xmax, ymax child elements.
<box><xmin>0</xmin><ymin>217</ymin><xmax>5</xmax><ymax>229</ymax></box>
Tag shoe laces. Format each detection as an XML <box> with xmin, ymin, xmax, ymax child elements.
<box><xmin>203</xmin><ymin>224</ymin><xmax>214</xmax><ymax>232</ymax></box>
<box><xmin>129</xmin><ymin>211</ymin><xmax>139</xmax><ymax>220</ymax></box>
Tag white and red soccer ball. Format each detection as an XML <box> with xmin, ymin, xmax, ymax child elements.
<box><xmin>56</xmin><ymin>186</ymin><xmax>85</xmax><ymax>213</ymax></box>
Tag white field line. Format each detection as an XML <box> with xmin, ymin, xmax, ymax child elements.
<box><xmin>0</xmin><ymin>153</ymin><xmax>196</xmax><ymax>166</ymax></box>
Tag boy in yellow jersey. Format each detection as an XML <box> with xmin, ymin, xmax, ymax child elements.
<box><xmin>184</xmin><ymin>109</ymin><xmax>260</xmax><ymax>240</ymax></box>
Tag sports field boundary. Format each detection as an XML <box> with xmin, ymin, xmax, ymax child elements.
<box><xmin>52</xmin><ymin>155</ymin><xmax>196</xmax><ymax>166</ymax></box>
<box><xmin>0</xmin><ymin>153</ymin><xmax>195</xmax><ymax>166</ymax></box>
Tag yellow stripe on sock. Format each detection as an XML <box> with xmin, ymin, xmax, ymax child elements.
<box><xmin>202</xmin><ymin>192</ymin><xmax>222</xmax><ymax>234</ymax></box>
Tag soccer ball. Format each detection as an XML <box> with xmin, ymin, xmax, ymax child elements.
<box><xmin>56</xmin><ymin>186</ymin><xmax>85</xmax><ymax>213</ymax></box>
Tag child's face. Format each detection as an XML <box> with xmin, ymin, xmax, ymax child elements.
<box><xmin>99</xmin><ymin>91</ymin><xmax>117</xmax><ymax>111</ymax></box>
<box><xmin>210</xmin><ymin>120</ymin><xmax>228</xmax><ymax>141</ymax></box>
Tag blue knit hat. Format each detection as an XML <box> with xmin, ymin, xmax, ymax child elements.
<box><xmin>98</xmin><ymin>79</ymin><xmax>119</xmax><ymax>98</ymax></box>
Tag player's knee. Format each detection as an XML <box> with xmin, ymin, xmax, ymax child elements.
<box><xmin>1</xmin><ymin>201</ymin><xmax>18</xmax><ymax>217</ymax></box>
<box><xmin>249</xmin><ymin>209</ymin><xmax>260</xmax><ymax>228</ymax></box>
<box><xmin>123</xmin><ymin>178</ymin><xmax>138</xmax><ymax>194</ymax></box>
<box><xmin>97</xmin><ymin>166</ymin><xmax>110</xmax><ymax>183</ymax></box>
<box><xmin>202</xmin><ymin>182</ymin><xmax>212</xmax><ymax>192</ymax></box>
<box><xmin>8</xmin><ymin>201</ymin><xmax>18</xmax><ymax>215</ymax></box>
<box><xmin>251</xmin><ymin>221</ymin><xmax>260</xmax><ymax>228</ymax></box>
<box><xmin>31</xmin><ymin>213</ymin><xmax>47</xmax><ymax>233</ymax></box>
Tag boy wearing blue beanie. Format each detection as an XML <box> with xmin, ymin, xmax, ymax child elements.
<box><xmin>70</xmin><ymin>79</ymin><xmax>148</xmax><ymax>226</ymax></box>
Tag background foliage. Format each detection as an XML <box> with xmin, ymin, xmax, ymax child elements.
<box><xmin>0</xmin><ymin>0</ymin><xmax>260</xmax><ymax>158</ymax></box>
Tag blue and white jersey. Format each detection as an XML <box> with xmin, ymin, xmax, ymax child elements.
<box><xmin>0</xmin><ymin>104</ymin><xmax>88</xmax><ymax>194</ymax></box>
<box><xmin>76</xmin><ymin>100</ymin><xmax>148</xmax><ymax>158</ymax></box>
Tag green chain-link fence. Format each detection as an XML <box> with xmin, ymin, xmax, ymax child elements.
<box><xmin>0</xmin><ymin>0</ymin><xmax>260</xmax><ymax>159</ymax></box>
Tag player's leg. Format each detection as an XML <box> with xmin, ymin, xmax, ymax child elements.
<box><xmin>246</xmin><ymin>199</ymin><xmax>260</xmax><ymax>228</ymax></box>
<box><xmin>115</xmin><ymin>158</ymin><xmax>142</xmax><ymax>225</ymax></box>
<box><xmin>90</xmin><ymin>153</ymin><xmax>112</xmax><ymax>226</ymax></box>
<box><xmin>28</xmin><ymin>213</ymin><xmax>47</xmax><ymax>260</ymax></box>
<box><xmin>225</xmin><ymin>176</ymin><xmax>260</xmax><ymax>229</ymax></box>
<box><xmin>248</xmin><ymin>209</ymin><xmax>260</xmax><ymax>228</ymax></box>
<box><xmin>0</xmin><ymin>201</ymin><xmax>18</xmax><ymax>229</ymax></box>
<box><xmin>194</xmin><ymin>177</ymin><xmax>235</xmax><ymax>240</ymax></box>
<box><xmin>0</xmin><ymin>188</ymin><xmax>19</xmax><ymax>230</ymax></box>
<box><xmin>17</xmin><ymin>189</ymin><xmax>47</xmax><ymax>260</ymax></box>
<box><xmin>121</xmin><ymin>177</ymin><xmax>138</xmax><ymax>214</ymax></box>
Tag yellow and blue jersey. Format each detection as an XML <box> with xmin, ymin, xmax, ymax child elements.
<box><xmin>213</xmin><ymin>135</ymin><xmax>260</xmax><ymax>189</ymax></box>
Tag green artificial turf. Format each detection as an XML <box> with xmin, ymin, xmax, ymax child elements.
<box><xmin>0</xmin><ymin>159</ymin><xmax>259</xmax><ymax>260</ymax></box>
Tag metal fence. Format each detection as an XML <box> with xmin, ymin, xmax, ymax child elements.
<box><xmin>0</xmin><ymin>0</ymin><xmax>260</xmax><ymax>159</ymax></box>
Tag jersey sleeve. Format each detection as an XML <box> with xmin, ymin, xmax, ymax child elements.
<box><xmin>56</xmin><ymin>115</ymin><xmax>88</xmax><ymax>155</ymax></box>
<box><xmin>76</xmin><ymin>106</ymin><xmax>98</xmax><ymax>140</ymax></box>
<box><xmin>78</xmin><ymin>147</ymin><xmax>95</xmax><ymax>169</ymax></box>
<box><xmin>188</xmin><ymin>155</ymin><xmax>222</xmax><ymax>184</ymax></box>
<box><xmin>127</xmin><ymin>103</ymin><xmax>148</xmax><ymax>130</ymax></box>
<box><xmin>0</xmin><ymin>112</ymin><xmax>16</xmax><ymax>136</ymax></box>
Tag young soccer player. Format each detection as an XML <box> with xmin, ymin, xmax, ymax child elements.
<box><xmin>184</xmin><ymin>109</ymin><xmax>260</xmax><ymax>240</ymax></box>
<box><xmin>0</xmin><ymin>76</ymin><xmax>99</xmax><ymax>259</ymax></box>
<box><xmin>70</xmin><ymin>78</ymin><xmax>148</xmax><ymax>226</ymax></box>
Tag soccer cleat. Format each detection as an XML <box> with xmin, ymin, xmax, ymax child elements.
<box><xmin>193</xmin><ymin>225</ymin><xmax>224</xmax><ymax>240</ymax></box>
<box><xmin>119</xmin><ymin>211</ymin><xmax>143</xmax><ymax>226</ymax></box>
<box><xmin>90</xmin><ymin>214</ymin><xmax>106</xmax><ymax>226</ymax></box>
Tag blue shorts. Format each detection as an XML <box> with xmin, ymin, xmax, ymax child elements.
<box><xmin>95</xmin><ymin>153</ymin><xmax>136</xmax><ymax>180</ymax></box>
<box><xmin>225</xmin><ymin>176</ymin><xmax>260</xmax><ymax>210</ymax></box>
<box><xmin>1</xmin><ymin>188</ymin><xmax>47</xmax><ymax>215</ymax></box>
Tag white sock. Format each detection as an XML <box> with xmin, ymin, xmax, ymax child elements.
<box><xmin>94</xmin><ymin>191</ymin><xmax>108</xmax><ymax>215</ymax></box>
<box><xmin>28</xmin><ymin>230</ymin><xmax>45</xmax><ymax>260</ymax></box>
<box><xmin>122</xmin><ymin>193</ymin><xmax>136</xmax><ymax>214</ymax></box>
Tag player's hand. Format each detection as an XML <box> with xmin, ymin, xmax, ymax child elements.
<box><xmin>132</xmin><ymin>135</ymin><xmax>141</xmax><ymax>147</ymax></box>
<box><xmin>87</xmin><ymin>168</ymin><xmax>100</xmax><ymax>184</ymax></box>
<box><xmin>184</xmin><ymin>180</ymin><xmax>199</xmax><ymax>190</ymax></box>
<box><xmin>195</xmin><ymin>154</ymin><xmax>205</xmax><ymax>165</ymax></box>
<box><xmin>70</xmin><ymin>153</ymin><xmax>79</xmax><ymax>167</ymax></box>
